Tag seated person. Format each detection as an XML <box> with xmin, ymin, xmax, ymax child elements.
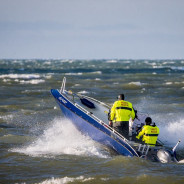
<box><xmin>136</xmin><ymin>117</ymin><xmax>159</xmax><ymax>146</ymax></box>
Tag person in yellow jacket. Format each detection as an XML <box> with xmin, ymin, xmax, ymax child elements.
<box><xmin>109</xmin><ymin>94</ymin><xmax>135</xmax><ymax>139</ymax></box>
<box><xmin>136</xmin><ymin>117</ymin><xmax>159</xmax><ymax>146</ymax></box>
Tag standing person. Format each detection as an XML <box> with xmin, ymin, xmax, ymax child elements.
<box><xmin>109</xmin><ymin>94</ymin><xmax>135</xmax><ymax>139</ymax></box>
<box><xmin>136</xmin><ymin>117</ymin><xmax>159</xmax><ymax>146</ymax></box>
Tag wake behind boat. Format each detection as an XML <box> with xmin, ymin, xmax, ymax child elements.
<box><xmin>51</xmin><ymin>77</ymin><xmax>182</xmax><ymax>163</ymax></box>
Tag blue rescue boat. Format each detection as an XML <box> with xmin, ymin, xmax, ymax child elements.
<box><xmin>51</xmin><ymin>77</ymin><xmax>182</xmax><ymax>163</ymax></box>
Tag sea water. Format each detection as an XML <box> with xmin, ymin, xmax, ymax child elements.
<box><xmin>0</xmin><ymin>59</ymin><xmax>184</xmax><ymax>184</ymax></box>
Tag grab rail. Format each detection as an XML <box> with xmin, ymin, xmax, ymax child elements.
<box><xmin>60</xmin><ymin>77</ymin><xmax>66</xmax><ymax>93</ymax></box>
<box><xmin>74</xmin><ymin>98</ymin><xmax>127</xmax><ymax>142</ymax></box>
<box><xmin>63</xmin><ymin>90</ymin><xmax>140</xmax><ymax>145</ymax></box>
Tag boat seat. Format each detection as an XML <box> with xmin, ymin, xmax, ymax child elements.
<box><xmin>80</xmin><ymin>98</ymin><xmax>95</xmax><ymax>109</ymax></box>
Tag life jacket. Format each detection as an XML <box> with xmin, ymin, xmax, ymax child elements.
<box><xmin>140</xmin><ymin>125</ymin><xmax>159</xmax><ymax>146</ymax></box>
<box><xmin>110</xmin><ymin>100</ymin><xmax>135</xmax><ymax>122</ymax></box>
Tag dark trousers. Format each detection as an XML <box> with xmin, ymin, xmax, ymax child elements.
<box><xmin>113</xmin><ymin>121</ymin><xmax>129</xmax><ymax>139</ymax></box>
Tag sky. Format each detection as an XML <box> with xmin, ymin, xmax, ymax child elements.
<box><xmin>0</xmin><ymin>0</ymin><xmax>184</xmax><ymax>60</ymax></box>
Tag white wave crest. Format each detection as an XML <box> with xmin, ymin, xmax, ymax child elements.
<box><xmin>171</xmin><ymin>66</ymin><xmax>184</xmax><ymax>71</ymax></box>
<box><xmin>65</xmin><ymin>73</ymin><xmax>83</xmax><ymax>75</ymax></box>
<box><xmin>128</xmin><ymin>82</ymin><xmax>143</xmax><ymax>86</ymax></box>
<box><xmin>61</xmin><ymin>60</ymin><xmax>74</xmax><ymax>63</ymax></box>
<box><xmin>165</xmin><ymin>82</ymin><xmax>173</xmax><ymax>85</ymax></box>
<box><xmin>0</xmin><ymin>74</ymin><xmax>40</xmax><ymax>79</ymax></box>
<box><xmin>19</xmin><ymin>79</ymin><xmax>45</xmax><ymax>84</ymax></box>
<box><xmin>78</xmin><ymin>90</ymin><xmax>89</xmax><ymax>94</ymax></box>
<box><xmin>12</xmin><ymin>118</ymin><xmax>108</xmax><ymax>158</ymax></box>
<box><xmin>159</xmin><ymin>118</ymin><xmax>184</xmax><ymax>148</ymax></box>
<box><xmin>106</xmin><ymin>60</ymin><xmax>117</xmax><ymax>63</ymax></box>
<box><xmin>90</xmin><ymin>71</ymin><xmax>102</xmax><ymax>74</ymax></box>
<box><xmin>38</xmin><ymin>176</ymin><xmax>95</xmax><ymax>184</ymax></box>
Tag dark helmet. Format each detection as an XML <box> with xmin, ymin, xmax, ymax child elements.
<box><xmin>118</xmin><ymin>94</ymin><xmax>125</xmax><ymax>100</ymax></box>
<box><xmin>145</xmin><ymin>117</ymin><xmax>152</xmax><ymax>125</ymax></box>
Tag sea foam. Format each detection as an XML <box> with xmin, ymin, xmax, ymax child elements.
<box><xmin>106</xmin><ymin>60</ymin><xmax>117</xmax><ymax>63</ymax></box>
<box><xmin>19</xmin><ymin>79</ymin><xmax>45</xmax><ymax>84</ymax></box>
<box><xmin>12</xmin><ymin>118</ymin><xmax>109</xmax><ymax>158</ymax></box>
<box><xmin>128</xmin><ymin>82</ymin><xmax>143</xmax><ymax>86</ymax></box>
<box><xmin>38</xmin><ymin>176</ymin><xmax>95</xmax><ymax>184</ymax></box>
<box><xmin>0</xmin><ymin>74</ymin><xmax>40</xmax><ymax>79</ymax></box>
<box><xmin>159</xmin><ymin>118</ymin><xmax>184</xmax><ymax>148</ymax></box>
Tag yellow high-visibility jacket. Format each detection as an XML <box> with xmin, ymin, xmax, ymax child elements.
<box><xmin>110</xmin><ymin>100</ymin><xmax>135</xmax><ymax>122</ymax></box>
<box><xmin>136</xmin><ymin>125</ymin><xmax>159</xmax><ymax>146</ymax></box>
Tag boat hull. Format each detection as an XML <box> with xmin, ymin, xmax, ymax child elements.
<box><xmin>51</xmin><ymin>89</ymin><xmax>139</xmax><ymax>157</ymax></box>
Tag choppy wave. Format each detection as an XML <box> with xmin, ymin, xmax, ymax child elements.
<box><xmin>0</xmin><ymin>73</ymin><xmax>52</xmax><ymax>85</ymax></box>
<box><xmin>0</xmin><ymin>74</ymin><xmax>40</xmax><ymax>79</ymax></box>
<box><xmin>36</xmin><ymin>174</ymin><xmax>184</xmax><ymax>184</ymax></box>
<box><xmin>90</xmin><ymin>71</ymin><xmax>102</xmax><ymax>74</ymax></box>
<box><xmin>0</xmin><ymin>134</ymin><xmax>32</xmax><ymax>144</ymax></box>
<box><xmin>1</xmin><ymin>59</ymin><xmax>184</xmax><ymax>183</ymax></box>
<box><xmin>19</xmin><ymin>79</ymin><xmax>45</xmax><ymax>84</ymax></box>
<box><xmin>38</xmin><ymin>176</ymin><xmax>95</xmax><ymax>184</ymax></box>
<box><xmin>12</xmin><ymin>118</ymin><xmax>109</xmax><ymax>158</ymax></box>
<box><xmin>65</xmin><ymin>72</ymin><xmax>83</xmax><ymax>75</ymax></box>
<box><xmin>128</xmin><ymin>82</ymin><xmax>144</xmax><ymax>86</ymax></box>
<box><xmin>78</xmin><ymin>90</ymin><xmax>89</xmax><ymax>94</ymax></box>
<box><xmin>171</xmin><ymin>66</ymin><xmax>184</xmax><ymax>71</ymax></box>
<box><xmin>159</xmin><ymin>118</ymin><xmax>184</xmax><ymax>148</ymax></box>
<box><xmin>106</xmin><ymin>60</ymin><xmax>117</xmax><ymax>63</ymax></box>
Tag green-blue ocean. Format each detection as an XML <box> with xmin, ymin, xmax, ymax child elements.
<box><xmin>0</xmin><ymin>59</ymin><xmax>184</xmax><ymax>184</ymax></box>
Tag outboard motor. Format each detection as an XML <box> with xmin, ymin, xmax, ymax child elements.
<box><xmin>157</xmin><ymin>149</ymin><xmax>172</xmax><ymax>163</ymax></box>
